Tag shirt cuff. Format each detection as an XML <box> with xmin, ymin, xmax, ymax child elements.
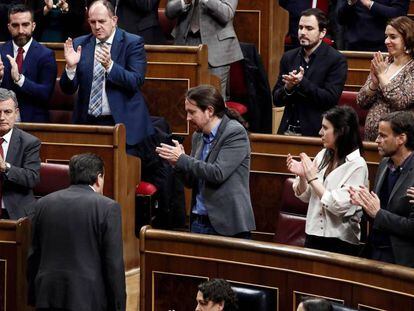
<box><xmin>15</xmin><ymin>74</ymin><xmax>25</xmax><ymax>87</ymax></box>
<box><xmin>106</xmin><ymin>61</ymin><xmax>114</xmax><ymax>74</ymax></box>
<box><xmin>65</xmin><ymin>66</ymin><xmax>76</xmax><ymax>80</ymax></box>
<box><xmin>369</xmin><ymin>1</ymin><xmax>374</xmax><ymax>9</ymax></box>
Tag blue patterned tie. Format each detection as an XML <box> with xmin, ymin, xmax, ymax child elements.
<box><xmin>88</xmin><ymin>42</ymin><xmax>105</xmax><ymax>117</ymax></box>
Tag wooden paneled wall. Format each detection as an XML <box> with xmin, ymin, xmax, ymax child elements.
<box><xmin>140</xmin><ymin>227</ymin><xmax>414</xmax><ymax>311</ymax></box>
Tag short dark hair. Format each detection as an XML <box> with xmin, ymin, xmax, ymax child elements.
<box><xmin>380</xmin><ymin>111</ymin><xmax>414</xmax><ymax>150</ymax></box>
<box><xmin>8</xmin><ymin>4</ymin><xmax>33</xmax><ymax>22</ymax></box>
<box><xmin>198</xmin><ymin>279</ymin><xmax>238</xmax><ymax>311</ymax></box>
<box><xmin>301</xmin><ymin>8</ymin><xmax>329</xmax><ymax>32</ymax></box>
<box><xmin>88</xmin><ymin>0</ymin><xmax>116</xmax><ymax>16</ymax></box>
<box><xmin>69</xmin><ymin>153</ymin><xmax>104</xmax><ymax>185</ymax></box>
<box><xmin>0</xmin><ymin>88</ymin><xmax>18</xmax><ymax>108</ymax></box>
<box><xmin>387</xmin><ymin>16</ymin><xmax>414</xmax><ymax>58</ymax></box>
<box><xmin>300</xmin><ymin>297</ymin><xmax>333</xmax><ymax>311</ymax></box>
<box><xmin>186</xmin><ymin>85</ymin><xmax>248</xmax><ymax>129</ymax></box>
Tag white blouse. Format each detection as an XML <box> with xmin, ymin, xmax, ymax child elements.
<box><xmin>293</xmin><ymin>149</ymin><xmax>369</xmax><ymax>245</ymax></box>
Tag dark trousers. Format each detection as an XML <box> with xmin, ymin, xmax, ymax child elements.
<box><xmin>191</xmin><ymin>214</ymin><xmax>251</xmax><ymax>239</ymax></box>
<box><xmin>305</xmin><ymin>234</ymin><xmax>360</xmax><ymax>256</ymax></box>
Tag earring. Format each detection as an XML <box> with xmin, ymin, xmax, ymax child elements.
<box><xmin>404</xmin><ymin>46</ymin><xmax>411</xmax><ymax>54</ymax></box>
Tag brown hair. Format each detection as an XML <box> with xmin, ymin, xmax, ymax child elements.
<box><xmin>388</xmin><ymin>16</ymin><xmax>414</xmax><ymax>58</ymax></box>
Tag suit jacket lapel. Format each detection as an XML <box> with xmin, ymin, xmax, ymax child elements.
<box><xmin>388</xmin><ymin>156</ymin><xmax>414</xmax><ymax>204</ymax></box>
<box><xmin>5</xmin><ymin>128</ymin><xmax>19</xmax><ymax>165</ymax></box>
<box><xmin>23</xmin><ymin>40</ymin><xmax>38</xmax><ymax>74</ymax></box>
<box><xmin>194</xmin><ymin>134</ymin><xmax>204</xmax><ymax>160</ymax></box>
<box><xmin>83</xmin><ymin>36</ymin><xmax>96</xmax><ymax>94</ymax></box>
<box><xmin>110</xmin><ymin>28</ymin><xmax>122</xmax><ymax>65</ymax></box>
<box><xmin>374</xmin><ymin>161</ymin><xmax>388</xmax><ymax>194</ymax></box>
<box><xmin>205</xmin><ymin>115</ymin><xmax>229</xmax><ymax>162</ymax></box>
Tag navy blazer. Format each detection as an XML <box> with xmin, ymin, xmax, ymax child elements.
<box><xmin>3</xmin><ymin>127</ymin><xmax>41</xmax><ymax>219</ymax></box>
<box><xmin>0</xmin><ymin>39</ymin><xmax>57</xmax><ymax>122</ymax></box>
<box><xmin>60</xmin><ymin>28</ymin><xmax>154</xmax><ymax>145</ymax></box>
<box><xmin>273</xmin><ymin>42</ymin><xmax>347</xmax><ymax>137</ymax></box>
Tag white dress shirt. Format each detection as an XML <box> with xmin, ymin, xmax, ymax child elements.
<box><xmin>11</xmin><ymin>38</ymin><xmax>33</xmax><ymax>87</ymax></box>
<box><xmin>293</xmin><ymin>148</ymin><xmax>369</xmax><ymax>245</ymax></box>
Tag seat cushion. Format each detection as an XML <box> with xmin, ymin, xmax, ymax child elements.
<box><xmin>226</xmin><ymin>101</ymin><xmax>248</xmax><ymax>115</ymax></box>
<box><xmin>274</xmin><ymin>212</ymin><xmax>306</xmax><ymax>247</ymax></box>
<box><xmin>33</xmin><ymin>163</ymin><xmax>70</xmax><ymax>197</ymax></box>
<box><xmin>136</xmin><ymin>181</ymin><xmax>158</xmax><ymax>196</ymax></box>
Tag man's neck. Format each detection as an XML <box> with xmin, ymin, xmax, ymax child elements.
<box><xmin>303</xmin><ymin>40</ymin><xmax>322</xmax><ymax>59</ymax></box>
<box><xmin>203</xmin><ymin>116</ymin><xmax>221</xmax><ymax>135</ymax></box>
<box><xmin>391</xmin><ymin>148</ymin><xmax>412</xmax><ymax>167</ymax></box>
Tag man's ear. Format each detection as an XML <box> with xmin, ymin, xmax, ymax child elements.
<box><xmin>397</xmin><ymin>133</ymin><xmax>407</xmax><ymax>147</ymax></box>
<box><xmin>319</xmin><ymin>28</ymin><xmax>327</xmax><ymax>39</ymax></box>
<box><xmin>217</xmin><ymin>301</ymin><xmax>225</xmax><ymax>311</ymax></box>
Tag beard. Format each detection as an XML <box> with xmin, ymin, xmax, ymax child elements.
<box><xmin>13</xmin><ymin>34</ymin><xmax>31</xmax><ymax>47</ymax></box>
<box><xmin>299</xmin><ymin>37</ymin><xmax>320</xmax><ymax>51</ymax></box>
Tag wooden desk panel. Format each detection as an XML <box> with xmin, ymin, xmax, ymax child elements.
<box><xmin>18</xmin><ymin>123</ymin><xmax>140</xmax><ymax>271</ymax></box>
<box><xmin>0</xmin><ymin>218</ymin><xmax>31</xmax><ymax>311</ymax></box>
<box><xmin>140</xmin><ymin>228</ymin><xmax>414</xmax><ymax>311</ymax></box>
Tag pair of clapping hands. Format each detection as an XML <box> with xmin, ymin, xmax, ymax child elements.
<box><xmin>64</xmin><ymin>38</ymin><xmax>112</xmax><ymax>71</ymax></box>
<box><xmin>155</xmin><ymin>140</ymin><xmax>185</xmax><ymax>166</ymax></box>
<box><xmin>348</xmin><ymin>185</ymin><xmax>414</xmax><ymax>218</ymax></box>
<box><xmin>44</xmin><ymin>0</ymin><xmax>69</xmax><ymax>13</ymax></box>
<box><xmin>0</xmin><ymin>54</ymin><xmax>22</xmax><ymax>83</ymax></box>
<box><xmin>287</xmin><ymin>153</ymin><xmax>318</xmax><ymax>183</ymax></box>
<box><xmin>282</xmin><ymin>66</ymin><xmax>304</xmax><ymax>91</ymax></box>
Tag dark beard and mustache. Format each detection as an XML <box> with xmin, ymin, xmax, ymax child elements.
<box><xmin>13</xmin><ymin>34</ymin><xmax>31</xmax><ymax>47</ymax></box>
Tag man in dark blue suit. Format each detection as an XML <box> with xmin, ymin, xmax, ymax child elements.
<box><xmin>60</xmin><ymin>0</ymin><xmax>154</xmax><ymax>151</ymax></box>
<box><xmin>0</xmin><ymin>4</ymin><xmax>57</xmax><ymax>122</ymax></box>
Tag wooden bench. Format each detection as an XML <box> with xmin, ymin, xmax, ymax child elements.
<box><xmin>139</xmin><ymin>226</ymin><xmax>414</xmax><ymax>311</ymax></box>
<box><xmin>17</xmin><ymin>123</ymin><xmax>140</xmax><ymax>271</ymax></box>
<box><xmin>0</xmin><ymin>218</ymin><xmax>31</xmax><ymax>311</ymax></box>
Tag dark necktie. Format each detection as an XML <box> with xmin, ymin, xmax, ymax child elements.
<box><xmin>16</xmin><ymin>47</ymin><xmax>24</xmax><ymax>74</ymax></box>
<box><xmin>0</xmin><ymin>137</ymin><xmax>5</xmax><ymax>218</ymax></box>
<box><xmin>190</xmin><ymin>0</ymin><xmax>200</xmax><ymax>34</ymax></box>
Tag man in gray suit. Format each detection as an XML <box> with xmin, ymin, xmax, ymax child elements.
<box><xmin>165</xmin><ymin>0</ymin><xmax>243</xmax><ymax>98</ymax></box>
<box><xmin>0</xmin><ymin>88</ymin><xmax>40</xmax><ymax>220</ymax></box>
<box><xmin>156</xmin><ymin>85</ymin><xmax>255</xmax><ymax>237</ymax></box>
<box><xmin>350</xmin><ymin>111</ymin><xmax>414</xmax><ymax>267</ymax></box>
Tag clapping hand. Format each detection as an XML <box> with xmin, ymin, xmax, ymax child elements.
<box><xmin>371</xmin><ymin>51</ymin><xmax>388</xmax><ymax>77</ymax></box>
<box><xmin>282</xmin><ymin>66</ymin><xmax>304</xmax><ymax>91</ymax></box>
<box><xmin>348</xmin><ymin>185</ymin><xmax>380</xmax><ymax>218</ymax></box>
<box><xmin>64</xmin><ymin>38</ymin><xmax>81</xmax><ymax>70</ymax></box>
<box><xmin>155</xmin><ymin>140</ymin><xmax>185</xmax><ymax>166</ymax></box>
<box><xmin>5</xmin><ymin>54</ymin><xmax>20</xmax><ymax>82</ymax></box>
<box><xmin>287</xmin><ymin>153</ymin><xmax>305</xmax><ymax>177</ymax></box>
<box><xmin>96</xmin><ymin>43</ymin><xmax>112</xmax><ymax>70</ymax></box>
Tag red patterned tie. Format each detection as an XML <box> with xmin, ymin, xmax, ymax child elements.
<box><xmin>0</xmin><ymin>138</ymin><xmax>4</xmax><ymax>218</ymax></box>
<box><xmin>16</xmin><ymin>47</ymin><xmax>24</xmax><ymax>74</ymax></box>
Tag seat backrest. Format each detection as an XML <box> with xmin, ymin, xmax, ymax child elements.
<box><xmin>338</xmin><ymin>91</ymin><xmax>366</xmax><ymax>138</ymax></box>
<box><xmin>274</xmin><ymin>213</ymin><xmax>306</xmax><ymax>246</ymax></box>
<box><xmin>274</xmin><ymin>178</ymin><xmax>308</xmax><ymax>246</ymax></box>
<box><xmin>48</xmin><ymin>78</ymin><xmax>75</xmax><ymax>124</ymax></box>
<box><xmin>34</xmin><ymin>162</ymin><xmax>71</xmax><ymax>197</ymax></box>
<box><xmin>280</xmin><ymin>178</ymin><xmax>308</xmax><ymax>215</ymax></box>
<box><xmin>231</xmin><ymin>285</ymin><xmax>276</xmax><ymax>311</ymax></box>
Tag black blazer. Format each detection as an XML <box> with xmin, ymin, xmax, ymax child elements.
<box><xmin>3</xmin><ymin>127</ymin><xmax>41</xmax><ymax>219</ymax></box>
<box><xmin>28</xmin><ymin>184</ymin><xmax>126</xmax><ymax>310</ymax></box>
<box><xmin>115</xmin><ymin>0</ymin><xmax>166</xmax><ymax>44</ymax></box>
<box><xmin>272</xmin><ymin>42</ymin><xmax>347</xmax><ymax>137</ymax></box>
<box><xmin>369</xmin><ymin>156</ymin><xmax>414</xmax><ymax>267</ymax></box>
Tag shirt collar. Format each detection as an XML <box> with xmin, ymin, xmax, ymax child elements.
<box><xmin>203</xmin><ymin>119</ymin><xmax>222</xmax><ymax>142</ymax></box>
<box><xmin>95</xmin><ymin>28</ymin><xmax>116</xmax><ymax>45</ymax></box>
<box><xmin>300</xmin><ymin>40</ymin><xmax>323</xmax><ymax>59</ymax></box>
<box><xmin>387</xmin><ymin>151</ymin><xmax>414</xmax><ymax>172</ymax></box>
<box><xmin>12</xmin><ymin>37</ymin><xmax>32</xmax><ymax>55</ymax></box>
<box><xmin>2</xmin><ymin>128</ymin><xmax>13</xmax><ymax>144</ymax></box>
<box><xmin>345</xmin><ymin>149</ymin><xmax>362</xmax><ymax>162</ymax></box>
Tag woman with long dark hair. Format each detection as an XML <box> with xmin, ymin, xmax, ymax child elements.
<box><xmin>287</xmin><ymin>105</ymin><xmax>368</xmax><ymax>255</ymax></box>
